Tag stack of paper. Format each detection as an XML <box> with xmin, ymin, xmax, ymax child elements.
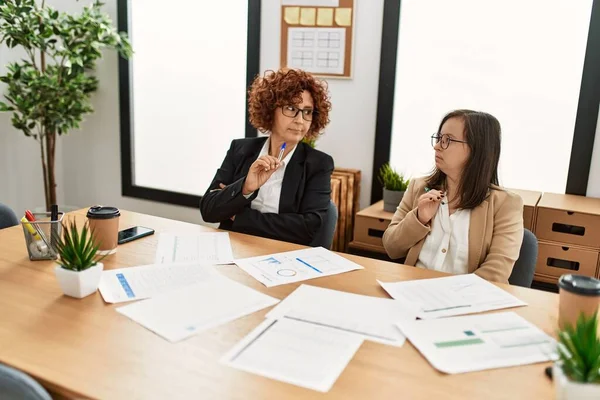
<box><xmin>234</xmin><ymin>247</ymin><xmax>363</xmax><ymax>287</ymax></box>
<box><xmin>99</xmin><ymin>263</ymin><xmax>221</xmax><ymax>303</ymax></box>
<box><xmin>116</xmin><ymin>273</ymin><xmax>279</xmax><ymax>342</ymax></box>
<box><xmin>221</xmin><ymin>317</ymin><xmax>364</xmax><ymax>393</ymax></box>
<box><xmin>222</xmin><ymin>284</ymin><xmax>417</xmax><ymax>392</ymax></box>
<box><xmin>266</xmin><ymin>284</ymin><xmax>415</xmax><ymax>346</ymax></box>
<box><xmin>155</xmin><ymin>232</ymin><xmax>234</xmax><ymax>265</ymax></box>
<box><xmin>378</xmin><ymin>274</ymin><xmax>527</xmax><ymax>319</ymax></box>
<box><xmin>397</xmin><ymin>311</ymin><xmax>556</xmax><ymax>374</ymax></box>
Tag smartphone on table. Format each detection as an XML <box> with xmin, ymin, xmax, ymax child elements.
<box><xmin>118</xmin><ymin>226</ymin><xmax>155</xmax><ymax>245</ymax></box>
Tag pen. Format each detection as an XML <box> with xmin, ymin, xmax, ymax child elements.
<box><xmin>51</xmin><ymin>204</ymin><xmax>59</xmax><ymax>249</ymax></box>
<box><xmin>277</xmin><ymin>143</ymin><xmax>286</xmax><ymax>162</ymax></box>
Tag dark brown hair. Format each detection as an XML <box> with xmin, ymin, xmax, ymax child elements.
<box><xmin>247</xmin><ymin>69</ymin><xmax>332</xmax><ymax>140</ymax></box>
<box><xmin>426</xmin><ymin>109</ymin><xmax>501</xmax><ymax>209</ymax></box>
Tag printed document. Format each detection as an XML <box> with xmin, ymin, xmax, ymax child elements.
<box><xmin>397</xmin><ymin>311</ymin><xmax>556</xmax><ymax>374</ymax></box>
<box><xmin>266</xmin><ymin>284</ymin><xmax>415</xmax><ymax>346</ymax></box>
<box><xmin>155</xmin><ymin>232</ymin><xmax>234</xmax><ymax>265</ymax></box>
<box><xmin>221</xmin><ymin>317</ymin><xmax>363</xmax><ymax>392</ymax></box>
<box><xmin>234</xmin><ymin>247</ymin><xmax>363</xmax><ymax>287</ymax></box>
<box><xmin>378</xmin><ymin>274</ymin><xmax>526</xmax><ymax>319</ymax></box>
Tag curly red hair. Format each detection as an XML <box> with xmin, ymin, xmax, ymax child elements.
<box><xmin>248</xmin><ymin>69</ymin><xmax>332</xmax><ymax>140</ymax></box>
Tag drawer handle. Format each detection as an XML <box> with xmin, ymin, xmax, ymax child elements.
<box><xmin>368</xmin><ymin>228</ymin><xmax>385</xmax><ymax>238</ymax></box>
<box><xmin>552</xmin><ymin>223</ymin><xmax>585</xmax><ymax>236</ymax></box>
<box><xmin>547</xmin><ymin>257</ymin><xmax>580</xmax><ymax>271</ymax></box>
<box><xmin>566</xmin><ymin>211</ymin><xmax>575</xmax><ymax>215</ymax></box>
<box><xmin>378</xmin><ymin>219</ymin><xmax>385</xmax><ymax>223</ymax></box>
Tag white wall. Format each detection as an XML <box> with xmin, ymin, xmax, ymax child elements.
<box><xmin>260</xmin><ymin>0</ymin><xmax>384</xmax><ymax>209</ymax></box>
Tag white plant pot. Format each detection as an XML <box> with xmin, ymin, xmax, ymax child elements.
<box><xmin>554</xmin><ymin>363</ymin><xmax>600</xmax><ymax>400</ymax></box>
<box><xmin>54</xmin><ymin>262</ymin><xmax>104</xmax><ymax>299</ymax></box>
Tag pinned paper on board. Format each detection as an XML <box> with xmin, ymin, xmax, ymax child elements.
<box><xmin>284</xmin><ymin>7</ymin><xmax>300</xmax><ymax>24</ymax></box>
<box><xmin>287</xmin><ymin>27</ymin><xmax>345</xmax><ymax>74</ymax></box>
<box><xmin>316</xmin><ymin>8</ymin><xmax>334</xmax><ymax>26</ymax></box>
<box><xmin>334</xmin><ymin>7</ymin><xmax>352</xmax><ymax>26</ymax></box>
<box><xmin>280</xmin><ymin>0</ymin><xmax>354</xmax><ymax>78</ymax></box>
<box><xmin>300</xmin><ymin>7</ymin><xmax>316</xmax><ymax>25</ymax></box>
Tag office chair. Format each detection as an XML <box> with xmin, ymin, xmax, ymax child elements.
<box><xmin>310</xmin><ymin>201</ymin><xmax>338</xmax><ymax>250</ymax></box>
<box><xmin>508</xmin><ymin>229</ymin><xmax>538</xmax><ymax>288</ymax></box>
<box><xmin>0</xmin><ymin>363</ymin><xmax>52</xmax><ymax>400</ymax></box>
<box><xmin>0</xmin><ymin>203</ymin><xmax>19</xmax><ymax>230</ymax></box>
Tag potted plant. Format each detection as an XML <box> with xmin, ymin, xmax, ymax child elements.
<box><xmin>378</xmin><ymin>163</ymin><xmax>409</xmax><ymax>212</ymax></box>
<box><xmin>54</xmin><ymin>219</ymin><xmax>105</xmax><ymax>298</ymax></box>
<box><xmin>0</xmin><ymin>0</ymin><xmax>132</xmax><ymax>211</ymax></box>
<box><xmin>554</xmin><ymin>311</ymin><xmax>600</xmax><ymax>399</ymax></box>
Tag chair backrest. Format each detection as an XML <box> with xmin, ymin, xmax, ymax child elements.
<box><xmin>0</xmin><ymin>363</ymin><xmax>52</xmax><ymax>400</ymax></box>
<box><xmin>509</xmin><ymin>229</ymin><xmax>538</xmax><ymax>288</ymax></box>
<box><xmin>309</xmin><ymin>201</ymin><xmax>338</xmax><ymax>250</ymax></box>
<box><xmin>0</xmin><ymin>203</ymin><xmax>19</xmax><ymax>230</ymax></box>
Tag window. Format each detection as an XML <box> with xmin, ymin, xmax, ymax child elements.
<box><xmin>119</xmin><ymin>0</ymin><xmax>261</xmax><ymax>207</ymax></box>
<box><xmin>371</xmin><ymin>0</ymin><xmax>600</xmax><ymax>201</ymax></box>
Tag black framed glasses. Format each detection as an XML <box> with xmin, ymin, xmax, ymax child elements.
<box><xmin>281</xmin><ymin>105</ymin><xmax>316</xmax><ymax>121</ymax></box>
<box><xmin>431</xmin><ymin>133</ymin><xmax>468</xmax><ymax>149</ymax></box>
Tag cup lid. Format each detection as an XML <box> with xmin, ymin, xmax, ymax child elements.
<box><xmin>558</xmin><ymin>274</ymin><xmax>600</xmax><ymax>296</ymax></box>
<box><xmin>86</xmin><ymin>206</ymin><xmax>120</xmax><ymax>219</ymax></box>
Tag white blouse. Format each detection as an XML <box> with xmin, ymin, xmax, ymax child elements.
<box><xmin>249</xmin><ymin>138</ymin><xmax>297</xmax><ymax>214</ymax></box>
<box><xmin>416</xmin><ymin>202</ymin><xmax>471</xmax><ymax>275</ymax></box>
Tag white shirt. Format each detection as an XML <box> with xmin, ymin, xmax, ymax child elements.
<box><xmin>249</xmin><ymin>138</ymin><xmax>297</xmax><ymax>214</ymax></box>
<box><xmin>416</xmin><ymin>202</ymin><xmax>471</xmax><ymax>275</ymax></box>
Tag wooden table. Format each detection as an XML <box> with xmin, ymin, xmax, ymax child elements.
<box><xmin>0</xmin><ymin>209</ymin><xmax>558</xmax><ymax>399</ymax></box>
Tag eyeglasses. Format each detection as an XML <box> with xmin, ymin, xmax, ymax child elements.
<box><xmin>281</xmin><ymin>105</ymin><xmax>316</xmax><ymax>121</ymax></box>
<box><xmin>431</xmin><ymin>133</ymin><xmax>468</xmax><ymax>149</ymax></box>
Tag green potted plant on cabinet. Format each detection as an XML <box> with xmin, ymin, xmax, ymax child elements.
<box><xmin>378</xmin><ymin>163</ymin><xmax>409</xmax><ymax>212</ymax></box>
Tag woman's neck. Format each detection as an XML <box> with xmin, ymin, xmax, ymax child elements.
<box><xmin>444</xmin><ymin>174</ymin><xmax>460</xmax><ymax>206</ymax></box>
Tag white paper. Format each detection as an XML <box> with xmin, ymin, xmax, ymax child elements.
<box><xmin>222</xmin><ymin>317</ymin><xmax>362</xmax><ymax>392</ymax></box>
<box><xmin>155</xmin><ymin>232</ymin><xmax>234</xmax><ymax>265</ymax></box>
<box><xmin>98</xmin><ymin>263</ymin><xmax>221</xmax><ymax>303</ymax></box>
<box><xmin>266</xmin><ymin>284</ymin><xmax>415</xmax><ymax>346</ymax></box>
<box><xmin>116</xmin><ymin>276</ymin><xmax>279</xmax><ymax>342</ymax></box>
<box><xmin>282</xmin><ymin>0</ymin><xmax>339</xmax><ymax>7</ymax></box>
<box><xmin>378</xmin><ymin>274</ymin><xmax>527</xmax><ymax>319</ymax></box>
<box><xmin>234</xmin><ymin>247</ymin><xmax>363</xmax><ymax>287</ymax></box>
<box><xmin>397</xmin><ymin>312</ymin><xmax>557</xmax><ymax>374</ymax></box>
<box><xmin>287</xmin><ymin>27</ymin><xmax>345</xmax><ymax>74</ymax></box>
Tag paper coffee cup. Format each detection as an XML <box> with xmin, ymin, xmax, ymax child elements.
<box><xmin>87</xmin><ymin>206</ymin><xmax>120</xmax><ymax>255</ymax></box>
<box><xmin>558</xmin><ymin>274</ymin><xmax>600</xmax><ymax>331</ymax></box>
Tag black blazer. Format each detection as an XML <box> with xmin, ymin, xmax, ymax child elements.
<box><xmin>200</xmin><ymin>137</ymin><xmax>334</xmax><ymax>245</ymax></box>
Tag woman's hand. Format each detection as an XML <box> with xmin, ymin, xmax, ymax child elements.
<box><xmin>417</xmin><ymin>189</ymin><xmax>445</xmax><ymax>225</ymax></box>
<box><xmin>242</xmin><ymin>155</ymin><xmax>282</xmax><ymax>195</ymax></box>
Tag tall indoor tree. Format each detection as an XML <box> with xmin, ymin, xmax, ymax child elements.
<box><xmin>0</xmin><ymin>0</ymin><xmax>132</xmax><ymax>210</ymax></box>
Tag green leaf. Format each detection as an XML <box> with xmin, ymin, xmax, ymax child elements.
<box><xmin>0</xmin><ymin>101</ymin><xmax>14</xmax><ymax>111</ymax></box>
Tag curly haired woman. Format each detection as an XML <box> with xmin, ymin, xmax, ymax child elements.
<box><xmin>200</xmin><ymin>69</ymin><xmax>334</xmax><ymax>245</ymax></box>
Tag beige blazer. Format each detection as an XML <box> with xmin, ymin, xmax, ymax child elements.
<box><xmin>382</xmin><ymin>177</ymin><xmax>524</xmax><ymax>284</ymax></box>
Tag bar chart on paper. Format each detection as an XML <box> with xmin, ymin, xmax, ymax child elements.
<box><xmin>234</xmin><ymin>247</ymin><xmax>363</xmax><ymax>287</ymax></box>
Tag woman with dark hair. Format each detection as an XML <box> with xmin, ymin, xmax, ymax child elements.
<box><xmin>382</xmin><ymin>110</ymin><xmax>524</xmax><ymax>283</ymax></box>
<box><xmin>200</xmin><ymin>69</ymin><xmax>334</xmax><ymax>245</ymax></box>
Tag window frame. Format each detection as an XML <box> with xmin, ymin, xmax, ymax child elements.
<box><xmin>118</xmin><ymin>0</ymin><xmax>261</xmax><ymax>208</ymax></box>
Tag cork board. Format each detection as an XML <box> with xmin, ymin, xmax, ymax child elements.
<box><xmin>280</xmin><ymin>0</ymin><xmax>355</xmax><ymax>78</ymax></box>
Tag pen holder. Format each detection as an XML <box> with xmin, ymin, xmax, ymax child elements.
<box><xmin>21</xmin><ymin>212</ymin><xmax>65</xmax><ymax>261</ymax></box>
